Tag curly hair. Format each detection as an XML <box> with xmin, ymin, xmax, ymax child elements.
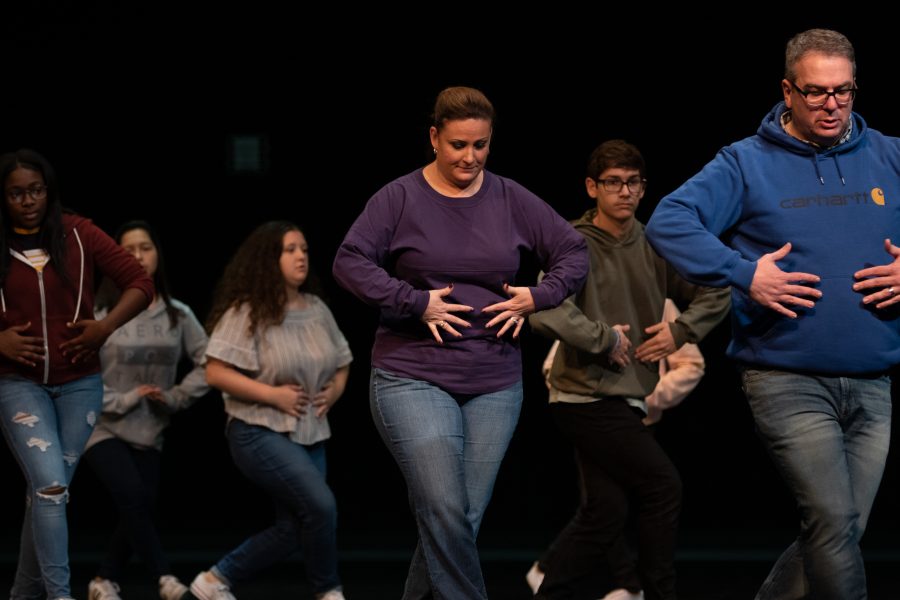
<box><xmin>207</xmin><ymin>221</ymin><xmax>320</xmax><ymax>335</ymax></box>
<box><xmin>0</xmin><ymin>149</ymin><xmax>70</xmax><ymax>287</ymax></box>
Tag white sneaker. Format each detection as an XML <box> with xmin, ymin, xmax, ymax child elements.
<box><xmin>190</xmin><ymin>571</ymin><xmax>236</xmax><ymax>600</ymax></box>
<box><xmin>525</xmin><ymin>561</ymin><xmax>544</xmax><ymax>594</ymax></box>
<box><xmin>318</xmin><ymin>590</ymin><xmax>346</xmax><ymax>600</ymax></box>
<box><xmin>159</xmin><ymin>575</ymin><xmax>189</xmax><ymax>600</ymax></box>
<box><xmin>600</xmin><ymin>589</ymin><xmax>644</xmax><ymax>600</ymax></box>
<box><xmin>88</xmin><ymin>578</ymin><xmax>122</xmax><ymax>600</ymax></box>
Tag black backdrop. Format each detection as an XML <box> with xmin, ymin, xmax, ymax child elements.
<box><xmin>2</xmin><ymin>9</ymin><xmax>899</xmax><ymax>561</ymax></box>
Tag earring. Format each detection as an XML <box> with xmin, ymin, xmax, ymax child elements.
<box><xmin>433</xmin><ymin>148</ymin><xmax>437</xmax><ymax>154</ymax></box>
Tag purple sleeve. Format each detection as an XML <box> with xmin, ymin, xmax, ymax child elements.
<box><xmin>515</xmin><ymin>188</ymin><xmax>589</xmax><ymax>311</ymax></box>
<box><xmin>332</xmin><ymin>183</ymin><xmax>430</xmax><ymax>320</ymax></box>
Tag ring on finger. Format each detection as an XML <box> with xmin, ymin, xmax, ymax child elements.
<box><xmin>437</xmin><ymin>321</ymin><xmax>447</xmax><ymax>328</ymax></box>
<box><xmin>509</xmin><ymin>316</ymin><xmax>520</xmax><ymax>324</ymax></box>
<box><xmin>889</xmin><ymin>287</ymin><xmax>895</xmax><ymax>296</ymax></box>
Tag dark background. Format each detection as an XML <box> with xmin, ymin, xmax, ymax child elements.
<box><xmin>1</xmin><ymin>6</ymin><xmax>898</xmax><ymax>573</ymax></box>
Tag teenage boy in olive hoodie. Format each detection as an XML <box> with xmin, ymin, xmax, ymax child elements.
<box><xmin>530</xmin><ymin>140</ymin><xmax>730</xmax><ymax>600</ymax></box>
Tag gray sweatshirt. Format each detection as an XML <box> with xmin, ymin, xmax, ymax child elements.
<box><xmin>85</xmin><ymin>298</ymin><xmax>209</xmax><ymax>451</ymax></box>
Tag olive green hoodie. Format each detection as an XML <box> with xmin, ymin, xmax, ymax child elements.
<box><xmin>530</xmin><ymin>208</ymin><xmax>730</xmax><ymax>401</ymax></box>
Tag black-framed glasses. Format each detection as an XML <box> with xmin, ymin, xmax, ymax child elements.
<box><xmin>6</xmin><ymin>184</ymin><xmax>48</xmax><ymax>204</ymax></box>
<box><xmin>593</xmin><ymin>176</ymin><xmax>646</xmax><ymax>193</ymax></box>
<box><xmin>790</xmin><ymin>81</ymin><xmax>857</xmax><ymax>109</ymax></box>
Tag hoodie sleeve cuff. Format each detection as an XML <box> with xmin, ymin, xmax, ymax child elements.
<box><xmin>529</xmin><ymin>286</ymin><xmax>552</xmax><ymax>312</ymax></box>
<box><xmin>669</xmin><ymin>321</ymin><xmax>689</xmax><ymax>348</ymax></box>
<box><xmin>731</xmin><ymin>259</ymin><xmax>757</xmax><ymax>294</ymax></box>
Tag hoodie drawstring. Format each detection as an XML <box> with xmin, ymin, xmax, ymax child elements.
<box><xmin>812</xmin><ymin>152</ymin><xmax>848</xmax><ymax>186</ymax></box>
<box><xmin>1</xmin><ymin>227</ymin><xmax>86</xmax><ymax>319</ymax></box>
<box><xmin>72</xmin><ymin>228</ymin><xmax>85</xmax><ymax>323</ymax></box>
<box><xmin>833</xmin><ymin>154</ymin><xmax>847</xmax><ymax>185</ymax></box>
<box><xmin>813</xmin><ymin>153</ymin><xmax>825</xmax><ymax>185</ymax></box>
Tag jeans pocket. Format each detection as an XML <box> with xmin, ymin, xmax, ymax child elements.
<box><xmin>740</xmin><ymin>367</ymin><xmax>777</xmax><ymax>389</ymax></box>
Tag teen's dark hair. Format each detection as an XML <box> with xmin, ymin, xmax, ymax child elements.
<box><xmin>0</xmin><ymin>149</ymin><xmax>69</xmax><ymax>286</ymax></box>
<box><xmin>586</xmin><ymin>139</ymin><xmax>646</xmax><ymax>181</ymax></box>
<box><xmin>95</xmin><ymin>220</ymin><xmax>183</xmax><ymax>328</ymax></box>
<box><xmin>207</xmin><ymin>221</ymin><xmax>322</xmax><ymax>335</ymax></box>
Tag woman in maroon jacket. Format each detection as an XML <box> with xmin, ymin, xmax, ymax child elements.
<box><xmin>0</xmin><ymin>149</ymin><xmax>153</xmax><ymax>600</ymax></box>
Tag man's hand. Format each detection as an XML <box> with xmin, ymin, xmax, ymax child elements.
<box><xmin>749</xmin><ymin>243</ymin><xmax>821</xmax><ymax>318</ymax></box>
<box><xmin>853</xmin><ymin>238</ymin><xmax>900</xmax><ymax>309</ymax></box>
<box><xmin>635</xmin><ymin>322</ymin><xmax>676</xmax><ymax>363</ymax></box>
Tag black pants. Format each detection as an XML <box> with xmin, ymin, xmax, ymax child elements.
<box><xmin>84</xmin><ymin>437</ymin><xmax>170</xmax><ymax>581</ymax></box>
<box><xmin>536</xmin><ymin>399</ymin><xmax>682</xmax><ymax>600</ymax></box>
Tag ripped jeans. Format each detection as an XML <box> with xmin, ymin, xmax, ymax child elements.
<box><xmin>0</xmin><ymin>373</ymin><xmax>102</xmax><ymax>600</ymax></box>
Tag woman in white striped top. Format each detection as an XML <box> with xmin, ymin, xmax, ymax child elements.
<box><xmin>189</xmin><ymin>221</ymin><xmax>352</xmax><ymax>600</ymax></box>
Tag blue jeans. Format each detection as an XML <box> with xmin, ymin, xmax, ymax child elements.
<box><xmin>370</xmin><ymin>368</ymin><xmax>522</xmax><ymax>600</ymax></box>
<box><xmin>212</xmin><ymin>418</ymin><xmax>340</xmax><ymax>595</ymax></box>
<box><xmin>741</xmin><ymin>368</ymin><xmax>891</xmax><ymax>600</ymax></box>
<box><xmin>0</xmin><ymin>373</ymin><xmax>102</xmax><ymax>600</ymax></box>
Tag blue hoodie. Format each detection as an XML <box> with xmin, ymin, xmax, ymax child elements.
<box><xmin>646</xmin><ymin>102</ymin><xmax>900</xmax><ymax>374</ymax></box>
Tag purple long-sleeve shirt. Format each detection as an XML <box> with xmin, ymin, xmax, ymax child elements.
<box><xmin>333</xmin><ymin>168</ymin><xmax>588</xmax><ymax>394</ymax></box>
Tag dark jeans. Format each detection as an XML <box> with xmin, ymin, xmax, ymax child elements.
<box><xmin>212</xmin><ymin>418</ymin><xmax>340</xmax><ymax>595</ymax></box>
<box><xmin>84</xmin><ymin>438</ymin><xmax>170</xmax><ymax>581</ymax></box>
<box><xmin>536</xmin><ymin>399</ymin><xmax>681</xmax><ymax>600</ymax></box>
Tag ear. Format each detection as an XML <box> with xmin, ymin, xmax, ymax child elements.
<box><xmin>429</xmin><ymin>126</ymin><xmax>439</xmax><ymax>151</ymax></box>
<box><xmin>585</xmin><ymin>177</ymin><xmax>598</xmax><ymax>199</ymax></box>
<box><xmin>781</xmin><ymin>78</ymin><xmax>793</xmax><ymax>109</ymax></box>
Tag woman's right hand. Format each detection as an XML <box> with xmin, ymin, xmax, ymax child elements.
<box><xmin>137</xmin><ymin>384</ymin><xmax>165</xmax><ymax>403</ymax></box>
<box><xmin>270</xmin><ymin>384</ymin><xmax>310</xmax><ymax>417</ymax></box>
<box><xmin>421</xmin><ymin>285</ymin><xmax>474</xmax><ymax>344</ymax></box>
<box><xmin>0</xmin><ymin>322</ymin><xmax>44</xmax><ymax>367</ymax></box>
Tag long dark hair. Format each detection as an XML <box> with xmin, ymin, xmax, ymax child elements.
<box><xmin>0</xmin><ymin>149</ymin><xmax>69</xmax><ymax>286</ymax></box>
<box><xmin>207</xmin><ymin>221</ymin><xmax>321</xmax><ymax>335</ymax></box>
<box><xmin>95</xmin><ymin>220</ymin><xmax>183</xmax><ymax>328</ymax></box>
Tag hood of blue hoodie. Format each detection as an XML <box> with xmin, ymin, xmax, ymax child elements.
<box><xmin>757</xmin><ymin>102</ymin><xmax>868</xmax><ymax>185</ymax></box>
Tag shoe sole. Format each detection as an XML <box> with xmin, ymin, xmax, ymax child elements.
<box><xmin>190</xmin><ymin>582</ymin><xmax>216</xmax><ymax>600</ymax></box>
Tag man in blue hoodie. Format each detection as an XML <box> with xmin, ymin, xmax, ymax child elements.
<box><xmin>646</xmin><ymin>29</ymin><xmax>900</xmax><ymax>600</ymax></box>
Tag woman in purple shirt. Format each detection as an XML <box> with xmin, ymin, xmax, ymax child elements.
<box><xmin>333</xmin><ymin>86</ymin><xmax>588</xmax><ymax>598</ymax></box>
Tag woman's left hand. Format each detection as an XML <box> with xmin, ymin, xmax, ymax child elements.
<box><xmin>482</xmin><ymin>284</ymin><xmax>535</xmax><ymax>339</ymax></box>
<box><xmin>60</xmin><ymin>320</ymin><xmax>113</xmax><ymax>363</ymax></box>
<box><xmin>313</xmin><ymin>378</ymin><xmax>345</xmax><ymax>418</ymax></box>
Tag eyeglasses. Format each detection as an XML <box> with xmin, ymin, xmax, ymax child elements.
<box><xmin>790</xmin><ymin>81</ymin><xmax>857</xmax><ymax>109</ymax></box>
<box><xmin>6</xmin><ymin>184</ymin><xmax>48</xmax><ymax>204</ymax></box>
<box><xmin>593</xmin><ymin>176</ymin><xmax>646</xmax><ymax>193</ymax></box>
